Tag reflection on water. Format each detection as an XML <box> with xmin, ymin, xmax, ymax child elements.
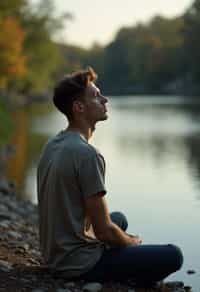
<box><xmin>7</xmin><ymin>97</ymin><xmax>200</xmax><ymax>290</ymax></box>
<box><xmin>6</xmin><ymin>109</ymin><xmax>30</xmax><ymax>199</ymax></box>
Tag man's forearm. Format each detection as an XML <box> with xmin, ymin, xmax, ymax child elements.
<box><xmin>97</xmin><ymin>222</ymin><xmax>137</xmax><ymax>247</ymax></box>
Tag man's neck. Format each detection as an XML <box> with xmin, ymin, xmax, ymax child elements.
<box><xmin>67</xmin><ymin>121</ymin><xmax>95</xmax><ymax>142</ymax></box>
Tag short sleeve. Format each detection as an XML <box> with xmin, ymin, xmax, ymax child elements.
<box><xmin>78</xmin><ymin>150</ymin><xmax>107</xmax><ymax>198</ymax></box>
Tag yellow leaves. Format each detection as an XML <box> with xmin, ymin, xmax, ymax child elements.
<box><xmin>0</xmin><ymin>17</ymin><xmax>27</xmax><ymax>88</ymax></box>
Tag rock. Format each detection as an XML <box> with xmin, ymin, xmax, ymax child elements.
<box><xmin>20</xmin><ymin>278</ymin><xmax>30</xmax><ymax>283</ymax></box>
<box><xmin>187</xmin><ymin>269</ymin><xmax>196</xmax><ymax>274</ymax></box>
<box><xmin>22</xmin><ymin>243</ymin><xmax>30</xmax><ymax>250</ymax></box>
<box><xmin>32</xmin><ymin>289</ymin><xmax>46</xmax><ymax>292</ymax></box>
<box><xmin>165</xmin><ymin>281</ymin><xmax>184</xmax><ymax>289</ymax></box>
<box><xmin>7</xmin><ymin>230</ymin><xmax>22</xmax><ymax>239</ymax></box>
<box><xmin>8</xmin><ymin>239</ymin><xmax>25</xmax><ymax>248</ymax></box>
<box><xmin>0</xmin><ymin>234</ymin><xmax>8</xmax><ymax>241</ymax></box>
<box><xmin>10</xmin><ymin>276</ymin><xmax>17</xmax><ymax>280</ymax></box>
<box><xmin>5</xmin><ymin>199</ymin><xmax>21</xmax><ymax>214</ymax></box>
<box><xmin>0</xmin><ymin>204</ymin><xmax>8</xmax><ymax>212</ymax></box>
<box><xmin>0</xmin><ymin>179</ymin><xmax>15</xmax><ymax>196</ymax></box>
<box><xmin>0</xmin><ymin>259</ymin><xmax>13</xmax><ymax>272</ymax></box>
<box><xmin>30</xmin><ymin>249</ymin><xmax>41</xmax><ymax>257</ymax></box>
<box><xmin>0</xmin><ymin>211</ymin><xmax>13</xmax><ymax>220</ymax></box>
<box><xmin>64</xmin><ymin>282</ymin><xmax>76</xmax><ymax>288</ymax></box>
<box><xmin>83</xmin><ymin>282</ymin><xmax>102</xmax><ymax>292</ymax></box>
<box><xmin>0</xmin><ymin>220</ymin><xmax>10</xmax><ymax>228</ymax></box>
<box><xmin>56</xmin><ymin>289</ymin><xmax>72</xmax><ymax>292</ymax></box>
<box><xmin>27</xmin><ymin>257</ymin><xmax>40</xmax><ymax>264</ymax></box>
<box><xmin>0</xmin><ymin>210</ymin><xmax>18</xmax><ymax>220</ymax></box>
<box><xmin>184</xmin><ymin>286</ymin><xmax>192</xmax><ymax>292</ymax></box>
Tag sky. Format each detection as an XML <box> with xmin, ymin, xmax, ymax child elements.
<box><xmin>37</xmin><ymin>0</ymin><xmax>193</xmax><ymax>48</ymax></box>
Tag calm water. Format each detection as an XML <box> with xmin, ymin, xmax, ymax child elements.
<box><xmin>8</xmin><ymin>96</ymin><xmax>200</xmax><ymax>290</ymax></box>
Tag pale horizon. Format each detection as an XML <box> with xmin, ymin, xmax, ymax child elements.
<box><xmin>33</xmin><ymin>0</ymin><xmax>193</xmax><ymax>48</ymax></box>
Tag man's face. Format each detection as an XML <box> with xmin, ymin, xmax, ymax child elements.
<box><xmin>82</xmin><ymin>82</ymin><xmax>108</xmax><ymax>124</ymax></box>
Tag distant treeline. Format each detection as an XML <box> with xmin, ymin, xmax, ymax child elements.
<box><xmin>1</xmin><ymin>0</ymin><xmax>200</xmax><ymax>98</ymax></box>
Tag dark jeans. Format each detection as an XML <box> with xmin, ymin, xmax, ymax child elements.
<box><xmin>80</xmin><ymin>211</ymin><xmax>184</xmax><ymax>284</ymax></box>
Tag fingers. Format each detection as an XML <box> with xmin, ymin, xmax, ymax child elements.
<box><xmin>130</xmin><ymin>235</ymin><xmax>142</xmax><ymax>245</ymax></box>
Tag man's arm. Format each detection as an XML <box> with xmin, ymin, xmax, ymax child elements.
<box><xmin>84</xmin><ymin>193</ymin><xmax>141</xmax><ymax>247</ymax></box>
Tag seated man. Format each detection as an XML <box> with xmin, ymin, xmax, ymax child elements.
<box><xmin>37</xmin><ymin>67</ymin><xmax>183</xmax><ymax>285</ymax></box>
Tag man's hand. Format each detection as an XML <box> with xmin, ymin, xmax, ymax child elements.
<box><xmin>84</xmin><ymin>193</ymin><xmax>142</xmax><ymax>247</ymax></box>
<box><xmin>127</xmin><ymin>234</ymin><xmax>142</xmax><ymax>245</ymax></box>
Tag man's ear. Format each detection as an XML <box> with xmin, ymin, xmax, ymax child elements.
<box><xmin>73</xmin><ymin>100</ymin><xmax>85</xmax><ymax>113</ymax></box>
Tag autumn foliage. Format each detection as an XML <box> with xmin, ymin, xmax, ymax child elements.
<box><xmin>0</xmin><ymin>17</ymin><xmax>27</xmax><ymax>88</ymax></box>
<box><xmin>0</xmin><ymin>0</ymin><xmax>64</xmax><ymax>95</ymax></box>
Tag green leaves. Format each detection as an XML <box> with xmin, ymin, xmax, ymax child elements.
<box><xmin>184</xmin><ymin>0</ymin><xmax>200</xmax><ymax>83</ymax></box>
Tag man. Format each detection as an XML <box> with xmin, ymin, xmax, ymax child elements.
<box><xmin>37</xmin><ymin>67</ymin><xmax>183</xmax><ymax>285</ymax></box>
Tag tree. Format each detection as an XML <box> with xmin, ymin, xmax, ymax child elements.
<box><xmin>102</xmin><ymin>27</ymin><xmax>136</xmax><ymax>92</ymax></box>
<box><xmin>0</xmin><ymin>0</ymin><xmax>71</xmax><ymax>95</ymax></box>
<box><xmin>0</xmin><ymin>17</ymin><xmax>26</xmax><ymax>89</ymax></box>
<box><xmin>146</xmin><ymin>16</ymin><xmax>185</xmax><ymax>89</ymax></box>
<box><xmin>184</xmin><ymin>0</ymin><xmax>200</xmax><ymax>82</ymax></box>
<box><xmin>18</xmin><ymin>0</ymin><xmax>71</xmax><ymax>94</ymax></box>
<box><xmin>100</xmin><ymin>15</ymin><xmax>185</xmax><ymax>93</ymax></box>
<box><xmin>0</xmin><ymin>0</ymin><xmax>26</xmax><ymax>18</ymax></box>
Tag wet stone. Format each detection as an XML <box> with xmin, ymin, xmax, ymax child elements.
<box><xmin>56</xmin><ymin>289</ymin><xmax>72</xmax><ymax>292</ymax></box>
<box><xmin>0</xmin><ymin>211</ymin><xmax>13</xmax><ymax>220</ymax></box>
<box><xmin>64</xmin><ymin>282</ymin><xmax>76</xmax><ymax>288</ymax></box>
<box><xmin>0</xmin><ymin>259</ymin><xmax>13</xmax><ymax>272</ymax></box>
<box><xmin>0</xmin><ymin>233</ymin><xmax>8</xmax><ymax>241</ymax></box>
<box><xmin>8</xmin><ymin>240</ymin><xmax>24</xmax><ymax>248</ymax></box>
<box><xmin>27</xmin><ymin>257</ymin><xmax>40</xmax><ymax>264</ymax></box>
<box><xmin>0</xmin><ymin>220</ymin><xmax>11</xmax><ymax>228</ymax></box>
<box><xmin>184</xmin><ymin>286</ymin><xmax>192</xmax><ymax>292</ymax></box>
<box><xmin>32</xmin><ymin>289</ymin><xmax>46</xmax><ymax>292</ymax></box>
<box><xmin>0</xmin><ymin>210</ymin><xmax>18</xmax><ymax>220</ymax></box>
<box><xmin>30</xmin><ymin>249</ymin><xmax>41</xmax><ymax>257</ymax></box>
<box><xmin>7</xmin><ymin>230</ymin><xmax>22</xmax><ymax>239</ymax></box>
<box><xmin>0</xmin><ymin>204</ymin><xmax>8</xmax><ymax>212</ymax></box>
<box><xmin>187</xmin><ymin>269</ymin><xmax>196</xmax><ymax>274</ymax></box>
<box><xmin>10</xmin><ymin>276</ymin><xmax>17</xmax><ymax>280</ymax></box>
<box><xmin>83</xmin><ymin>282</ymin><xmax>102</xmax><ymax>292</ymax></box>
<box><xmin>22</xmin><ymin>243</ymin><xmax>30</xmax><ymax>250</ymax></box>
<box><xmin>0</xmin><ymin>180</ymin><xmax>14</xmax><ymax>195</ymax></box>
<box><xmin>165</xmin><ymin>281</ymin><xmax>184</xmax><ymax>289</ymax></box>
<box><xmin>20</xmin><ymin>278</ymin><xmax>31</xmax><ymax>283</ymax></box>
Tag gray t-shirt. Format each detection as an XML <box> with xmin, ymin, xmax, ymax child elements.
<box><xmin>37</xmin><ymin>130</ymin><xmax>106</xmax><ymax>277</ymax></box>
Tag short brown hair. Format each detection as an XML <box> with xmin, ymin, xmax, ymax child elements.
<box><xmin>53</xmin><ymin>67</ymin><xmax>97</xmax><ymax>120</ymax></box>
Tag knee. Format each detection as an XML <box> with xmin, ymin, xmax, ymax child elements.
<box><xmin>168</xmin><ymin>244</ymin><xmax>184</xmax><ymax>272</ymax></box>
<box><xmin>110</xmin><ymin>211</ymin><xmax>128</xmax><ymax>231</ymax></box>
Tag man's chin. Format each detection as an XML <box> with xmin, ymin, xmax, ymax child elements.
<box><xmin>101</xmin><ymin>113</ymin><xmax>108</xmax><ymax>121</ymax></box>
<box><xmin>96</xmin><ymin>115</ymin><xmax>108</xmax><ymax>123</ymax></box>
<box><xmin>95</xmin><ymin>112</ymin><xmax>108</xmax><ymax>123</ymax></box>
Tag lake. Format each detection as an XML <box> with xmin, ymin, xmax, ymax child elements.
<box><xmin>7</xmin><ymin>96</ymin><xmax>200</xmax><ymax>290</ymax></box>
